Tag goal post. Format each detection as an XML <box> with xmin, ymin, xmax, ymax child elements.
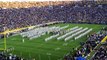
<box><xmin>0</xmin><ymin>26</ymin><xmax>35</xmax><ymax>51</ymax></box>
<box><xmin>4</xmin><ymin>33</ymin><xmax>7</xmax><ymax>50</ymax></box>
<box><xmin>101</xmin><ymin>36</ymin><xmax>107</xmax><ymax>43</ymax></box>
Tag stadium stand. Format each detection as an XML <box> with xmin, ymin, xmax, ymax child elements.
<box><xmin>0</xmin><ymin>1</ymin><xmax>107</xmax><ymax>60</ymax></box>
<box><xmin>0</xmin><ymin>1</ymin><xmax>107</xmax><ymax>33</ymax></box>
<box><xmin>90</xmin><ymin>28</ymin><xmax>107</xmax><ymax>60</ymax></box>
<box><xmin>91</xmin><ymin>43</ymin><xmax>107</xmax><ymax>60</ymax></box>
<box><xmin>64</xmin><ymin>28</ymin><xmax>107</xmax><ymax>60</ymax></box>
<box><xmin>0</xmin><ymin>52</ymin><xmax>22</xmax><ymax>60</ymax></box>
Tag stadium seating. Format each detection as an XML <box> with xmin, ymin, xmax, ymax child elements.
<box><xmin>0</xmin><ymin>52</ymin><xmax>22</xmax><ymax>60</ymax></box>
<box><xmin>92</xmin><ymin>44</ymin><xmax>107</xmax><ymax>60</ymax></box>
<box><xmin>0</xmin><ymin>1</ymin><xmax>107</xmax><ymax>60</ymax></box>
<box><xmin>64</xmin><ymin>30</ymin><xmax>107</xmax><ymax>60</ymax></box>
<box><xmin>0</xmin><ymin>2</ymin><xmax>107</xmax><ymax>33</ymax></box>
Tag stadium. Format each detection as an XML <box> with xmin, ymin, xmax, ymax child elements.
<box><xmin>0</xmin><ymin>0</ymin><xmax>107</xmax><ymax>60</ymax></box>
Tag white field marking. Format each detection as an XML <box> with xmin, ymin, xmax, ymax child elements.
<box><xmin>11</xmin><ymin>39</ymin><xmax>15</xmax><ymax>41</ymax></box>
<box><xmin>0</xmin><ymin>42</ymin><xmax>4</xmax><ymax>44</ymax></box>
<box><xmin>41</xmin><ymin>44</ymin><xmax>43</xmax><ymax>46</ymax></box>
<box><xmin>71</xmin><ymin>40</ymin><xmax>74</xmax><ymax>41</ymax></box>
<box><xmin>7</xmin><ymin>47</ymin><xmax>14</xmax><ymax>52</ymax></box>
<box><xmin>22</xmin><ymin>39</ymin><xmax>25</xmax><ymax>43</ymax></box>
<box><xmin>69</xmin><ymin>40</ymin><xmax>74</xmax><ymax>42</ymax></box>
<box><xmin>46</xmin><ymin>53</ymin><xmax>52</xmax><ymax>55</ymax></box>
<box><xmin>63</xmin><ymin>43</ymin><xmax>68</xmax><ymax>46</ymax></box>
<box><xmin>32</xmin><ymin>58</ymin><xmax>35</xmax><ymax>60</ymax></box>
<box><xmin>58</xmin><ymin>58</ymin><xmax>63</xmax><ymax>60</ymax></box>
<box><xmin>55</xmin><ymin>47</ymin><xmax>61</xmax><ymax>51</ymax></box>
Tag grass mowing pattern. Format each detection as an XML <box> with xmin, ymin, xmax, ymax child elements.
<box><xmin>0</xmin><ymin>23</ymin><xmax>106</xmax><ymax>60</ymax></box>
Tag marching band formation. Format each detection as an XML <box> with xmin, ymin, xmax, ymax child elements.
<box><xmin>20</xmin><ymin>25</ymin><xmax>92</xmax><ymax>42</ymax></box>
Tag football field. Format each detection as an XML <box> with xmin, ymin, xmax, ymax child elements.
<box><xmin>0</xmin><ymin>23</ymin><xmax>106</xmax><ymax>60</ymax></box>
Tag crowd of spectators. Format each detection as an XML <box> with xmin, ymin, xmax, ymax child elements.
<box><xmin>0</xmin><ymin>52</ymin><xmax>22</xmax><ymax>60</ymax></box>
<box><xmin>0</xmin><ymin>1</ymin><xmax>107</xmax><ymax>59</ymax></box>
<box><xmin>0</xmin><ymin>1</ymin><xmax>107</xmax><ymax>60</ymax></box>
<box><xmin>91</xmin><ymin>43</ymin><xmax>107</xmax><ymax>60</ymax></box>
<box><xmin>0</xmin><ymin>1</ymin><xmax>107</xmax><ymax>33</ymax></box>
<box><xmin>64</xmin><ymin>30</ymin><xmax>107</xmax><ymax>60</ymax></box>
<box><xmin>91</xmin><ymin>28</ymin><xmax>107</xmax><ymax>60</ymax></box>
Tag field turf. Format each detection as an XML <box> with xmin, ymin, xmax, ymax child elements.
<box><xmin>0</xmin><ymin>23</ymin><xmax>106</xmax><ymax>60</ymax></box>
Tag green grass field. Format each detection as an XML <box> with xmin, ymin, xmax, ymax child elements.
<box><xmin>0</xmin><ymin>23</ymin><xmax>106</xmax><ymax>60</ymax></box>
